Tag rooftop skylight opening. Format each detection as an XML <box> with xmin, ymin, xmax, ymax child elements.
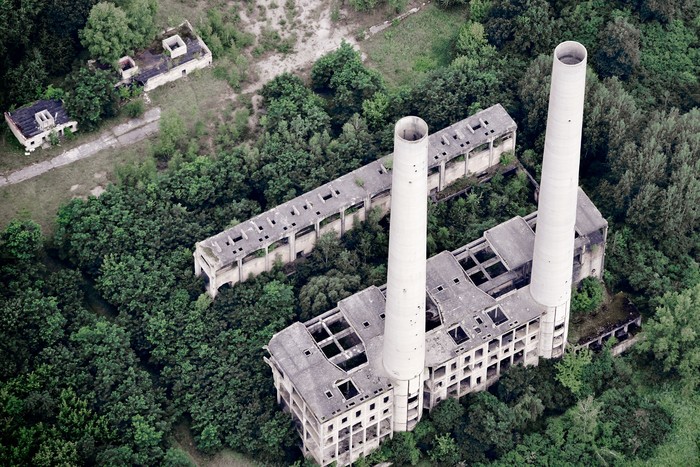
<box><xmin>337</xmin><ymin>352</ymin><xmax>368</xmax><ymax>372</ymax></box>
<box><xmin>327</xmin><ymin>316</ymin><xmax>350</xmax><ymax>334</ymax></box>
<box><xmin>322</xmin><ymin>342</ymin><xmax>342</xmax><ymax>358</ymax></box>
<box><xmin>337</xmin><ymin>379</ymin><xmax>359</xmax><ymax>400</ymax></box>
<box><xmin>448</xmin><ymin>325</ymin><xmax>470</xmax><ymax>345</ymax></box>
<box><xmin>485</xmin><ymin>261</ymin><xmax>508</xmax><ymax>278</ymax></box>
<box><xmin>426</xmin><ymin>296</ymin><xmax>442</xmax><ymax>332</ymax></box>
<box><xmin>487</xmin><ymin>307</ymin><xmax>509</xmax><ymax>326</ymax></box>
<box><xmin>310</xmin><ymin>325</ymin><xmax>330</xmax><ymax>343</ymax></box>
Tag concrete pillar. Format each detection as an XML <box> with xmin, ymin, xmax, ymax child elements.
<box><xmin>531</xmin><ymin>41</ymin><xmax>587</xmax><ymax>359</ymax></box>
<box><xmin>264</xmin><ymin>245</ymin><xmax>270</xmax><ymax>271</ymax></box>
<box><xmin>208</xmin><ymin>270</ymin><xmax>218</xmax><ymax>299</ymax></box>
<box><xmin>193</xmin><ymin>251</ymin><xmax>202</xmax><ymax>276</ymax></box>
<box><xmin>438</xmin><ymin>161</ymin><xmax>446</xmax><ymax>192</ymax></box>
<box><xmin>382</xmin><ymin>116</ymin><xmax>429</xmax><ymax>432</ymax></box>
<box><xmin>237</xmin><ymin>258</ymin><xmax>243</xmax><ymax>283</ymax></box>
<box><xmin>340</xmin><ymin>209</ymin><xmax>346</xmax><ymax>234</ymax></box>
<box><xmin>288</xmin><ymin>233</ymin><xmax>296</xmax><ymax>261</ymax></box>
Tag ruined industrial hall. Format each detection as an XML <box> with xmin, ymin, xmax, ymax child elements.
<box><xmin>196</xmin><ymin>41</ymin><xmax>605</xmax><ymax>466</ymax></box>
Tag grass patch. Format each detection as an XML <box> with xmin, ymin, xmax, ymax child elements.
<box><xmin>171</xmin><ymin>422</ymin><xmax>255</xmax><ymax>467</ymax></box>
<box><xmin>147</xmin><ymin>67</ymin><xmax>231</xmax><ymax>135</ymax></box>
<box><xmin>153</xmin><ymin>0</ymin><xmax>212</xmax><ymax>31</ymax></box>
<box><xmin>0</xmin><ymin>138</ymin><xmax>154</xmax><ymax>237</ymax></box>
<box><xmin>360</xmin><ymin>4</ymin><xmax>467</xmax><ymax>87</ymax></box>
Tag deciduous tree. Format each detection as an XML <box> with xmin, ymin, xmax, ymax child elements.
<box><xmin>80</xmin><ymin>2</ymin><xmax>133</xmax><ymax>64</ymax></box>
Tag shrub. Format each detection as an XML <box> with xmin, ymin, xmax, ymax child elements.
<box><xmin>571</xmin><ymin>277</ymin><xmax>605</xmax><ymax>315</ymax></box>
<box><xmin>123</xmin><ymin>100</ymin><xmax>145</xmax><ymax>118</ymax></box>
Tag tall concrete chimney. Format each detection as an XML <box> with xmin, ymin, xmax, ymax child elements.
<box><xmin>382</xmin><ymin>116</ymin><xmax>429</xmax><ymax>431</ymax></box>
<box><xmin>530</xmin><ymin>41</ymin><xmax>587</xmax><ymax>359</ymax></box>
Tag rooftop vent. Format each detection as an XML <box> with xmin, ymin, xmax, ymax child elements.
<box><xmin>35</xmin><ymin>110</ymin><xmax>54</xmax><ymax>131</ymax></box>
<box><xmin>118</xmin><ymin>56</ymin><xmax>138</xmax><ymax>79</ymax></box>
<box><xmin>163</xmin><ymin>34</ymin><xmax>187</xmax><ymax>59</ymax></box>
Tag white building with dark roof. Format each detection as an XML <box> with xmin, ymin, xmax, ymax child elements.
<box><xmin>117</xmin><ymin>20</ymin><xmax>212</xmax><ymax>92</ymax></box>
<box><xmin>4</xmin><ymin>99</ymin><xmax>77</xmax><ymax>152</ymax></box>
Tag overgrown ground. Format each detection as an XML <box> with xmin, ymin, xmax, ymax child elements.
<box><xmin>0</xmin><ymin>138</ymin><xmax>153</xmax><ymax>236</ymax></box>
<box><xmin>361</xmin><ymin>4</ymin><xmax>467</xmax><ymax>87</ymax></box>
<box><xmin>630</xmin><ymin>372</ymin><xmax>700</xmax><ymax>465</ymax></box>
<box><xmin>1</xmin><ymin>0</ymin><xmax>413</xmax><ymax>233</ymax></box>
<box><xmin>171</xmin><ymin>423</ymin><xmax>254</xmax><ymax>467</ymax></box>
<box><xmin>568</xmin><ymin>291</ymin><xmax>635</xmax><ymax>344</ymax></box>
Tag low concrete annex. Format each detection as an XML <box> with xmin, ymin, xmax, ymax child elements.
<box><xmin>116</xmin><ymin>20</ymin><xmax>212</xmax><ymax>92</ymax></box>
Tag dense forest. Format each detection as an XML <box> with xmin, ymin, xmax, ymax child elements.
<box><xmin>1</xmin><ymin>0</ymin><xmax>700</xmax><ymax>464</ymax></box>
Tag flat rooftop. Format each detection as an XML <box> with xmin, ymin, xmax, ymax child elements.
<box><xmin>199</xmin><ymin>104</ymin><xmax>517</xmax><ymax>269</ymax></box>
<box><xmin>125</xmin><ymin>22</ymin><xmax>209</xmax><ymax>86</ymax></box>
<box><xmin>267</xmin><ymin>188</ymin><xmax>608</xmax><ymax>420</ymax></box>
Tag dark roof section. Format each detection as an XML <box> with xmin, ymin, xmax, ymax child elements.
<box><xmin>134</xmin><ymin>37</ymin><xmax>204</xmax><ymax>84</ymax></box>
<box><xmin>7</xmin><ymin>100</ymin><xmax>71</xmax><ymax>138</ymax></box>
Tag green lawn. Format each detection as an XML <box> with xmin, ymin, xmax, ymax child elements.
<box><xmin>0</xmin><ymin>137</ymin><xmax>155</xmax><ymax>237</ymax></box>
<box><xmin>147</xmin><ymin>66</ymin><xmax>232</xmax><ymax>136</ymax></box>
<box><xmin>360</xmin><ymin>4</ymin><xmax>468</xmax><ymax>87</ymax></box>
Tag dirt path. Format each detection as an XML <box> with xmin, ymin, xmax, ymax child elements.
<box><xmin>0</xmin><ymin>108</ymin><xmax>160</xmax><ymax>187</ymax></box>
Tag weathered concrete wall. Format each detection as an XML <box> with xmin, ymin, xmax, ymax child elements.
<box><xmin>423</xmin><ymin>316</ymin><xmax>540</xmax><ymax>409</ymax></box>
<box><xmin>267</xmin><ymin>354</ymin><xmax>393</xmax><ymax>467</ymax></box>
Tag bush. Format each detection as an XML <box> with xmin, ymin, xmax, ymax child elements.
<box><xmin>64</xmin><ymin>67</ymin><xmax>118</xmax><ymax>131</ymax></box>
<box><xmin>571</xmin><ymin>277</ymin><xmax>605</xmax><ymax>315</ymax></box>
<box><xmin>123</xmin><ymin>100</ymin><xmax>145</xmax><ymax>118</ymax></box>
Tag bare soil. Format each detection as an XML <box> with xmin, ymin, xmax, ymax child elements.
<box><xmin>238</xmin><ymin>0</ymin><xmax>425</xmax><ymax>92</ymax></box>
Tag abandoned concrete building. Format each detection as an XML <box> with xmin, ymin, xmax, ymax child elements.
<box><xmin>256</xmin><ymin>42</ymin><xmax>612</xmax><ymax>466</ymax></box>
<box><xmin>265</xmin><ymin>193</ymin><xmax>606</xmax><ymax>465</ymax></box>
<box><xmin>4</xmin><ymin>99</ymin><xmax>78</xmax><ymax>153</ymax></box>
<box><xmin>194</xmin><ymin>104</ymin><xmax>517</xmax><ymax>297</ymax></box>
<box><xmin>116</xmin><ymin>20</ymin><xmax>212</xmax><ymax>92</ymax></box>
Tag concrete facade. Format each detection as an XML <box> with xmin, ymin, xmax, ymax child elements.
<box><xmin>4</xmin><ymin>99</ymin><xmax>77</xmax><ymax>153</ymax></box>
<box><xmin>194</xmin><ymin>104</ymin><xmax>517</xmax><ymax>297</ymax></box>
<box><xmin>265</xmin><ymin>190</ymin><xmax>607</xmax><ymax>466</ymax></box>
<box><xmin>262</xmin><ymin>40</ymin><xmax>610</xmax><ymax>466</ymax></box>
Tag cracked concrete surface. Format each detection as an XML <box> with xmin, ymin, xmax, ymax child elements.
<box><xmin>0</xmin><ymin>108</ymin><xmax>161</xmax><ymax>187</ymax></box>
